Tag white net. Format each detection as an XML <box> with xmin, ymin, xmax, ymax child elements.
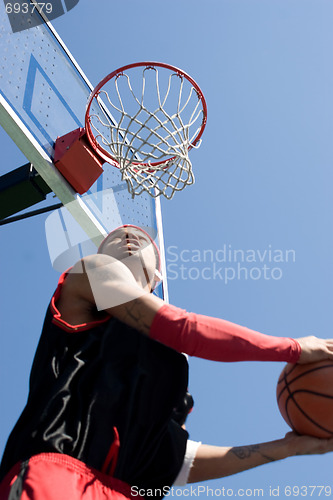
<box><xmin>87</xmin><ymin>65</ymin><xmax>205</xmax><ymax>199</ymax></box>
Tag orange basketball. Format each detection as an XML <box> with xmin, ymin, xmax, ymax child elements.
<box><xmin>277</xmin><ymin>360</ymin><xmax>333</xmax><ymax>438</ymax></box>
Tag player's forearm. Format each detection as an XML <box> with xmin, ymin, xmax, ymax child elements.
<box><xmin>187</xmin><ymin>439</ymin><xmax>292</xmax><ymax>483</ymax></box>
<box><xmin>111</xmin><ymin>297</ymin><xmax>300</xmax><ymax>362</ymax></box>
<box><xmin>188</xmin><ymin>433</ymin><xmax>333</xmax><ymax>483</ymax></box>
<box><xmin>150</xmin><ymin>304</ymin><xmax>300</xmax><ymax>362</ymax></box>
<box><xmin>112</xmin><ymin>298</ymin><xmax>299</xmax><ymax>362</ymax></box>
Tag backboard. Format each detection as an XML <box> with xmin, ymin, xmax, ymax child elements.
<box><xmin>0</xmin><ymin>0</ymin><xmax>168</xmax><ymax>300</ymax></box>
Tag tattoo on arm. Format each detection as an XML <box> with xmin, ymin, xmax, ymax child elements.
<box><xmin>231</xmin><ymin>445</ymin><xmax>276</xmax><ymax>463</ymax></box>
<box><xmin>119</xmin><ymin>299</ymin><xmax>151</xmax><ymax>335</ymax></box>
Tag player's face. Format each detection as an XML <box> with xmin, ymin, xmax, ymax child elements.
<box><xmin>99</xmin><ymin>227</ymin><xmax>159</xmax><ymax>289</ymax></box>
<box><xmin>100</xmin><ymin>227</ymin><xmax>154</xmax><ymax>260</ymax></box>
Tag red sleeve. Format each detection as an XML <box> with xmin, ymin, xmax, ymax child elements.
<box><xmin>150</xmin><ymin>304</ymin><xmax>301</xmax><ymax>363</ymax></box>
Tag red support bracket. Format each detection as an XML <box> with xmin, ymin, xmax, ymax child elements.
<box><xmin>54</xmin><ymin>128</ymin><xmax>105</xmax><ymax>194</ymax></box>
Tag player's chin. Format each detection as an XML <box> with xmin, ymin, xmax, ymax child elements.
<box><xmin>120</xmin><ymin>250</ymin><xmax>147</xmax><ymax>265</ymax></box>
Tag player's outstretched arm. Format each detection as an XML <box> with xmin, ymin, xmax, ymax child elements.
<box><xmin>149</xmin><ymin>306</ymin><xmax>333</xmax><ymax>364</ymax></box>
<box><xmin>187</xmin><ymin>433</ymin><xmax>333</xmax><ymax>483</ymax></box>
<box><xmin>68</xmin><ymin>255</ymin><xmax>333</xmax><ymax>365</ymax></box>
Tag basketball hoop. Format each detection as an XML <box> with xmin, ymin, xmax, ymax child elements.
<box><xmin>84</xmin><ymin>62</ymin><xmax>207</xmax><ymax>199</ymax></box>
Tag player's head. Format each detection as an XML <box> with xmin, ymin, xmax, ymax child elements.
<box><xmin>98</xmin><ymin>225</ymin><xmax>161</xmax><ymax>292</ymax></box>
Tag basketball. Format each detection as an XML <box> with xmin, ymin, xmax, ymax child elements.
<box><xmin>276</xmin><ymin>360</ymin><xmax>333</xmax><ymax>438</ymax></box>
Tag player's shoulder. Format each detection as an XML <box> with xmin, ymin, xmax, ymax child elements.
<box><xmin>62</xmin><ymin>254</ymin><xmax>109</xmax><ymax>293</ymax></box>
<box><xmin>68</xmin><ymin>254</ymin><xmax>113</xmax><ymax>275</ymax></box>
<box><xmin>69</xmin><ymin>253</ymin><xmax>137</xmax><ymax>288</ymax></box>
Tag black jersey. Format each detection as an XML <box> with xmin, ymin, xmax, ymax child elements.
<box><xmin>0</xmin><ymin>272</ymin><xmax>189</xmax><ymax>495</ymax></box>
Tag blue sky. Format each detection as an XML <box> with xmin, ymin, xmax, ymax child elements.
<box><xmin>1</xmin><ymin>0</ymin><xmax>333</xmax><ymax>498</ymax></box>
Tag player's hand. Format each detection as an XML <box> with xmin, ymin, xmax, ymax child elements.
<box><xmin>295</xmin><ymin>336</ymin><xmax>333</xmax><ymax>364</ymax></box>
<box><xmin>284</xmin><ymin>431</ymin><xmax>333</xmax><ymax>456</ymax></box>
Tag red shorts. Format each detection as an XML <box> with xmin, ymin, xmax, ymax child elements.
<box><xmin>0</xmin><ymin>453</ymin><xmax>141</xmax><ymax>500</ymax></box>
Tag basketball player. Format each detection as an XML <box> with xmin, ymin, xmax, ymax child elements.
<box><xmin>1</xmin><ymin>225</ymin><xmax>333</xmax><ymax>500</ymax></box>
